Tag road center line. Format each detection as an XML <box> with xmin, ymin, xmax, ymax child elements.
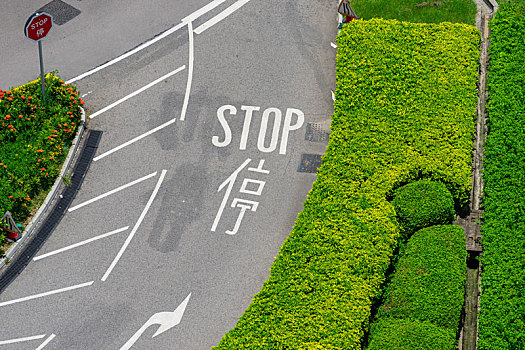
<box><xmin>0</xmin><ymin>334</ymin><xmax>46</xmax><ymax>345</ymax></box>
<box><xmin>65</xmin><ymin>0</ymin><xmax>228</xmax><ymax>84</ymax></box>
<box><xmin>101</xmin><ymin>170</ymin><xmax>167</xmax><ymax>282</ymax></box>
<box><xmin>68</xmin><ymin>172</ymin><xmax>158</xmax><ymax>212</ymax></box>
<box><xmin>89</xmin><ymin>66</ymin><xmax>186</xmax><ymax>119</ymax></box>
<box><xmin>0</xmin><ymin>281</ymin><xmax>94</xmax><ymax>308</ymax></box>
<box><xmin>194</xmin><ymin>0</ymin><xmax>253</xmax><ymax>35</ymax></box>
<box><xmin>93</xmin><ymin>118</ymin><xmax>176</xmax><ymax>161</ymax></box>
<box><xmin>35</xmin><ymin>334</ymin><xmax>56</xmax><ymax>350</ymax></box>
<box><xmin>33</xmin><ymin>226</ymin><xmax>130</xmax><ymax>261</ymax></box>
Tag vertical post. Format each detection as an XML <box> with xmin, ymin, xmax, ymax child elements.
<box><xmin>38</xmin><ymin>40</ymin><xmax>46</xmax><ymax>102</ymax></box>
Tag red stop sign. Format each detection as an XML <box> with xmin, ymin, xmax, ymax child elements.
<box><xmin>25</xmin><ymin>12</ymin><xmax>54</xmax><ymax>42</ymax></box>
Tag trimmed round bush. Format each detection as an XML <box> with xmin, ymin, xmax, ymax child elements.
<box><xmin>392</xmin><ymin>180</ymin><xmax>454</xmax><ymax>235</ymax></box>
<box><xmin>367</xmin><ymin>318</ymin><xmax>456</xmax><ymax>350</ymax></box>
<box><xmin>376</xmin><ymin>225</ymin><xmax>466</xmax><ymax>330</ymax></box>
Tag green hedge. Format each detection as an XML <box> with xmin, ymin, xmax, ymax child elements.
<box><xmin>392</xmin><ymin>180</ymin><xmax>455</xmax><ymax>236</ymax></box>
<box><xmin>478</xmin><ymin>3</ymin><xmax>525</xmax><ymax>349</ymax></box>
<box><xmin>367</xmin><ymin>318</ymin><xmax>456</xmax><ymax>350</ymax></box>
<box><xmin>0</xmin><ymin>75</ymin><xmax>83</xmax><ymax>224</ymax></box>
<box><xmin>213</xmin><ymin>19</ymin><xmax>479</xmax><ymax>350</ymax></box>
<box><xmin>373</xmin><ymin>225</ymin><xmax>466</xmax><ymax>331</ymax></box>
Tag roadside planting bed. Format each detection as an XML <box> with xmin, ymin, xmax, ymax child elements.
<box><xmin>478</xmin><ymin>3</ymin><xmax>525</xmax><ymax>349</ymax></box>
<box><xmin>214</xmin><ymin>19</ymin><xmax>479</xmax><ymax>349</ymax></box>
<box><xmin>349</xmin><ymin>0</ymin><xmax>477</xmax><ymax>26</ymax></box>
<box><xmin>0</xmin><ymin>75</ymin><xmax>83</xmax><ymax>246</ymax></box>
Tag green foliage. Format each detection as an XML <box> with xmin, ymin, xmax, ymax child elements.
<box><xmin>213</xmin><ymin>20</ymin><xmax>478</xmax><ymax>350</ymax></box>
<box><xmin>349</xmin><ymin>0</ymin><xmax>477</xmax><ymax>25</ymax></box>
<box><xmin>392</xmin><ymin>180</ymin><xmax>455</xmax><ymax>236</ymax></box>
<box><xmin>374</xmin><ymin>225</ymin><xmax>466</xmax><ymax>331</ymax></box>
<box><xmin>367</xmin><ymin>318</ymin><xmax>456</xmax><ymax>350</ymax></box>
<box><xmin>0</xmin><ymin>75</ymin><xmax>83</xmax><ymax>226</ymax></box>
<box><xmin>478</xmin><ymin>3</ymin><xmax>525</xmax><ymax>349</ymax></box>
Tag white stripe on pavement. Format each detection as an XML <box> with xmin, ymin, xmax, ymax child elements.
<box><xmin>68</xmin><ymin>172</ymin><xmax>157</xmax><ymax>212</ymax></box>
<box><xmin>89</xmin><ymin>66</ymin><xmax>186</xmax><ymax>119</ymax></box>
<box><xmin>0</xmin><ymin>282</ymin><xmax>94</xmax><ymax>307</ymax></box>
<box><xmin>35</xmin><ymin>334</ymin><xmax>56</xmax><ymax>350</ymax></box>
<box><xmin>0</xmin><ymin>334</ymin><xmax>46</xmax><ymax>345</ymax></box>
<box><xmin>66</xmin><ymin>0</ymin><xmax>229</xmax><ymax>84</ymax></box>
<box><xmin>33</xmin><ymin>226</ymin><xmax>130</xmax><ymax>261</ymax></box>
<box><xmin>101</xmin><ymin>170</ymin><xmax>167</xmax><ymax>282</ymax></box>
<box><xmin>194</xmin><ymin>0</ymin><xmax>253</xmax><ymax>34</ymax></box>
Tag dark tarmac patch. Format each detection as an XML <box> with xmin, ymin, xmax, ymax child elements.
<box><xmin>37</xmin><ymin>0</ymin><xmax>81</xmax><ymax>26</ymax></box>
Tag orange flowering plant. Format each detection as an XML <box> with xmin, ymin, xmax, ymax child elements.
<box><xmin>0</xmin><ymin>74</ymin><xmax>83</xmax><ymax>241</ymax></box>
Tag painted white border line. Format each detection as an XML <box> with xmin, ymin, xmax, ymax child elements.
<box><xmin>0</xmin><ymin>281</ymin><xmax>94</xmax><ymax>308</ymax></box>
<box><xmin>0</xmin><ymin>334</ymin><xmax>46</xmax><ymax>345</ymax></box>
<box><xmin>34</xmin><ymin>226</ymin><xmax>130</xmax><ymax>261</ymax></box>
<box><xmin>94</xmin><ymin>118</ymin><xmax>176</xmax><ymax>161</ymax></box>
<box><xmin>90</xmin><ymin>66</ymin><xmax>186</xmax><ymax>119</ymax></box>
<box><xmin>35</xmin><ymin>334</ymin><xmax>56</xmax><ymax>350</ymax></box>
<box><xmin>65</xmin><ymin>0</ymin><xmax>228</xmax><ymax>84</ymax></box>
<box><xmin>180</xmin><ymin>22</ymin><xmax>194</xmax><ymax>121</ymax></box>
<box><xmin>68</xmin><ymin>172</ymin><xmax>157</xmax><ymax>212</ymax></box>
<box><xmin>194</xmin><ymin>0</ymin><xmax>253</xmax><ymax>35</ymax></box>
<box><xmin>102</xmin><ymin>170</ymin><xmax>167</xmax><ymax>282</ymax></box>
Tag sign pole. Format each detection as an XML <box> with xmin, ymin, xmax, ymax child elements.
<box><xmin>24</xmin><ymin>11</ymin><xmax>53</xmax><ymax>103</ymax></box>
<box><xmin>38</xmin><ymin>39</ymin><xmax>46</xmax><ymax>102</ymax></box>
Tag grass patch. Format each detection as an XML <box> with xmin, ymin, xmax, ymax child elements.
<box><xmin>349</xmin><ymin>0</ymin><xmax>477</xmax><ymax>25</ymax></box>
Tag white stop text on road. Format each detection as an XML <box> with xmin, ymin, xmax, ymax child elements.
<box><xmin>212</xmin><ymin>105</ymin><xmax>305</xmax><ymax>155</ymax></box>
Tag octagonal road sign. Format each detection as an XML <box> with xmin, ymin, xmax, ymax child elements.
<box><xmin>25</xmin><ymin>12</ymin><xmax>54</xmax><ymax>42</ymax></box>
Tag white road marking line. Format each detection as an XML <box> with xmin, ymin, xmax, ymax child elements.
<box><xmin>65</xmin><ymin>0</ymin><xmax>228</xmax><ymax>84</ymax></box>
<box><xmin>0</xmin><ymin>281</ymin><xmax>94</xmax><ymax>307</ymax></box>
<box><xmin>35</xmin><ymin>334</ymin><xmax>56</xmax><ymax>350</ymax></box>
<box><xmin>68</xmin><ymin>172</ymin><xmax>158</xmax><ymax>212</ymax></box>
<box><xmin>331</xmin><ymin>90</ymin><xmax>335</xmax><ymax>101</ymax></box>
<box><xmin>182</xmin><ymin>0</ymin><xmax>228</xmax><ymax>22</ymax></box>
<box><xmin>180</xmin><ymin>22</ymin><xmax>194</xmax><ymax>121</ymax></box>
<box><xmin>93</xmin><ymin>118</ymin><xmax>176</xmax><ymax>161</ymax></box>
<box><xmin>89</xmin><ymin>66</ymin><xmax>186</xmax><ymax>119</ymax></box>
<box><xmin>65</xmin><ymin>22</ymin><xmax>186</xmax><ymax>84</ymax></box>
<box><xmin>102</xmin><ymin>170</ymin><xmax>167</xmax><ymax>282</ymax></box>
<box><xmin>331</xmin><ymin>42</ymin><xmax>337</xmax><ymax>48</ymax></box>
<box><xmin>194</xmin><ymin>0</ymin><xmax>253</xmax><ymax>34</ymax></box>
<box><xmin>0</xmin><ymin>334</ymin><xmax>46</xmax><ymax>345</ymax></box>
<box><xmin>33</xmin><ymin>226</ymin><xmax>130</xmax><ymax>261</ymax></box>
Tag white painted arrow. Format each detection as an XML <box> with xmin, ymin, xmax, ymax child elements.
<box><xmin>120</xmin><ymin>293</ymin><xmax>191</xmax><ymax>350</ymax></box>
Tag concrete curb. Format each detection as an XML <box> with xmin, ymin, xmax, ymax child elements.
<box><xmin>0</xmin><ymin>106</ymin><xmax>87</xmax><ymax>270</ymax></box>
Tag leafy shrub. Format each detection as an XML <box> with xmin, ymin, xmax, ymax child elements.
<box><xmin>374</xmin><ymin>225</ymin><xmax>466</xmax><ymax>331</ymax></box>
<box><xmin>367</xmin><ymin>318</ymin><xmax>456</xmax><ymax>350</ymax></box>
<box><xmin>214</xmin><ymin>19</ymin><xmax>478</xmax><ymax>350</ymax></box>
<box><xmin>0</xmin><ymin>74</ymin><xmax>83</xmax><ymax>226</ymax></box>
<box><xmin>392</xmin><ymin>180</ymin><xmax>455</xmax><ymax>236</ymax></box>
<box><xmin>478</xmin><ymin>3</ymin><xmax>525</xmax><ymax>349</ymax></box>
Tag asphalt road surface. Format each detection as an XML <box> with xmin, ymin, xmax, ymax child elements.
<box><xmin>0</xmin><ymin>1</ymin><xmax>336</xmax><ymax>348</ymax></box>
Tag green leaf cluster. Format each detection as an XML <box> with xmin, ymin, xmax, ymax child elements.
<box><xmin>367</xmin><ymin>225</ymin><xmax>466</xmax><ymax>349</ymax></box>
<box><xmin>478</xmin><ymin>3</ymin><xmax>525</xmax><ymax>349</ymax></box>
<box><xmin>0</xmin><ymin>75</ymin><xmax>83</xmax><ymax>226</ymax></box>
<box><xmin>392</xmin><ymin>180</ymin><xmax>455</xmax><ymax>237</ymax></box>
<box><xmin>367</xmin><ymin>318</ymin><xmax>457</xmax><ymax>350</ymax></box>
<box><xmin>214</xmin><ymin>19</ymin><xmax>478</xmax><ymax>350</ymax></box>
